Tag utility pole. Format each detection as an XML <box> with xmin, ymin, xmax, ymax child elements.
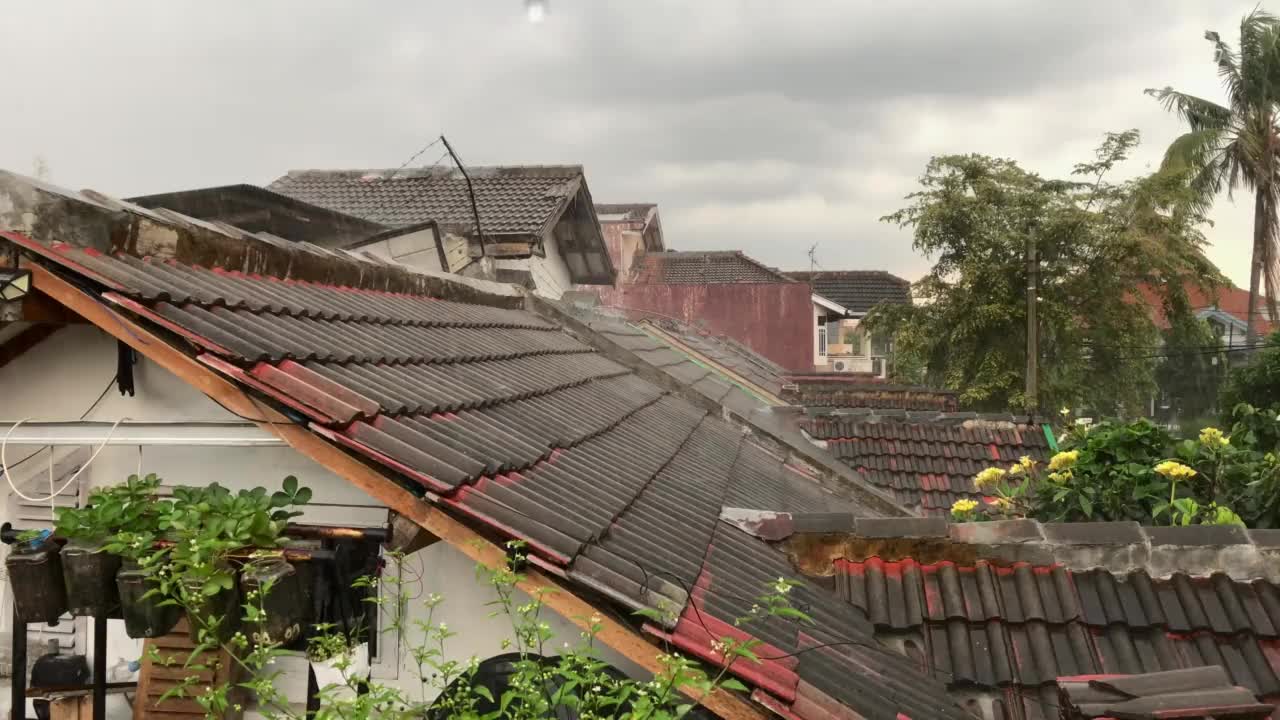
<box><xmin>1025</xmin><ymin>234</ymin><xmax>1039</xmax><ymax>416</ymax></box>
<box><xmin>440</xmin><ymin>135</ymin><xmax>486</xmax><ymax>256</ymax></box>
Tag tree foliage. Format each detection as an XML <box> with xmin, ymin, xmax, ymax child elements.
<box><xmin>1222</xmin><ymin>331</ymin><xmax>1280</xmax><ymax>413</ymax></box>
<box><xmin>866</xmin><ymin>131</ymin><xmax>1221</xmax><ymax>414</ymax></box>
<box><xmin>1149</xmin><ymin>9</ymin><xmax>1280</xmax><ymax>343</ymax></box>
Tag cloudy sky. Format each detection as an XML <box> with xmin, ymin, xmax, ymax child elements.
<box><xmin>0</xmin><ymin>1</ymin><xmax>1266</xmax><ymax>286</ymax></box>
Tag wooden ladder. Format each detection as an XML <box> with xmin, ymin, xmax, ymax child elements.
<box><xmin>133</xmin><ymin>620</ymin><xmax>241</xmax><ymax>720</ymax></box>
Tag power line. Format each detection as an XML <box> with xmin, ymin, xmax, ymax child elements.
<box><xmin>386</xmin><ymin>136</ymin><xmax>444</xmax><ymax>180</ymax></box>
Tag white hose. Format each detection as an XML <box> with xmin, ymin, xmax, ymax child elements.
<box><xmin>2</xmin><ymin>416</ymin><xmax>130</xmax><ymax>503</ymax></box>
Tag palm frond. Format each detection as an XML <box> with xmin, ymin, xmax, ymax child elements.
<box><xmin>1237</xmin><ymin>8</ymin><xmax>1280</xmax><ymax>108</ymax></box>
<box><xmin>1206</xmin><ymin>29</ymin><xmax>1245</xmax><ymax>111</ymax></box>
<box><xmin>1144</xmin><ymin>88</ymin><xmax>1232</xmax><ymax>132</ymax></box>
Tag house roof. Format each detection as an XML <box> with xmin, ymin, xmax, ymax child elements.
<box><xmin>595</xmin><ymin>203</ymin><xmax>657</xmax><ymax>223</ymax></box>
<box><xmin>269</xmin><ymin>165</ymin><xmax>582</xmax><ymax>236</ymax></box>
<box><xmin>725</xmin><ymin>514</ymin><xmax>1280</xmax><ymax>720</ymax></box>
<box><xmin>784</xmin><ymin>374</ymin><xmax>960</xmax><ymax>411</ymax></box>
<box><xmin>803</xmin><ymin>412</ymin><xmax>1053</xmax><ymax>516</ymax></box>
<box><xmin>126</xmin><ymin>184</ymin><xmax>388</xmax><ymax>249</ymax></box>
<box><xmin>269</xmin><ymin>165</ymin><xmax>616</xmax><ymax>285</ymax></box>
<box><xmin>1058</xmin><ymin>667</ymin><xmax>1275</xmax><ymax>719</ymax></box>
<box><xmin>785</xmin><ymin>271</ymin><xmax>911</xmax><ymax>314</ymax></box>
<box><xmin>0</xmin><ymin>171</ymin><xmax>977</xmax><ymax>720</ymax></box>
<box><xmin>630</xmin><ymin>250</ymin><xmax>795</xmax><ymax>285</ymax></box>
<box><xmin>1138</xmin><ymin>281</ymin><xmax>1276</xmax><ymax>336</ymax></box>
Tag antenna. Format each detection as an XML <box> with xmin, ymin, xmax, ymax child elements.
<box><xmin>808</xmin><ymin>244</ymin><xmax>819</xmax><ymax>272</ymax></box>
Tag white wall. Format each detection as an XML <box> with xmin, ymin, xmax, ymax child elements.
<box><xmin>358</xmin><ymin>228</ymin><xmax>444</xmax><ymax>273</ymax></box>
<box><xmin>0</xmin><ymin>325</ymin><xmax>637</xmax><ymax>712</ymax></box>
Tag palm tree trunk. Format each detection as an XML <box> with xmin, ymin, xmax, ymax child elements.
<box><xmin>1248</xmin><ymin>188</ymin><xmax>1267</xmax><ymax>348</ymax></box>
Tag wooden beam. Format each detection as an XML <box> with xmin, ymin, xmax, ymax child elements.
<box><xmin>25</xmin><ymin>261</ymin><xmax>767</xmax><ymax>720</ymax></box>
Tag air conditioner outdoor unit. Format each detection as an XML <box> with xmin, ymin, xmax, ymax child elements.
<box><xmin>832</xmin><ymin>359</ymin><xmax>855</xmax><ymax>373</ymax></box>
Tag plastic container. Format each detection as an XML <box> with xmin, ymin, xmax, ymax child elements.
<box><xmin>6</xmin><ymin>536</ymin><xmax>68</xmax><ymax>624</ymax></box>
<box><xmin>62</xmin><ymin>540</ymin><xmax>122</xmax><ymax>617</ymax></box>
<box><xmin>241</xmin><ymin>556</ymin><xmax>307</xmax><ymax>647</ymax></box>
<box><xmin>117</xmin><ymin>560</ymin><xmax>180</xmax><ymax>638</ymax></box>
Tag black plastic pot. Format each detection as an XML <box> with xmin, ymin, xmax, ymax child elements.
<box><xmin>62</xmin><ymin>540</ymin><xmax>122</xmax><ymax>617</ymax></box>
<box><xmin>183</xmin><ymin>576</ymin><xmax>241</xmax><ymax>645</ymax></box>
<box><xmin>117</xmin><ymin>561</ymin><xmax>180</xmax><ymax>638</ymax></box>
<box><xmin>6</xmin><ymin>537</ymin><xmax>67</xmax><ymax>624</ymax></box>
<box><xmin>241</xmin><ymin>556</ymin><xmax>307</xmax><ymax>646</ymax></box>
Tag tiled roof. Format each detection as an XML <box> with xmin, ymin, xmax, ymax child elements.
<box><xmin>804</xmin><ymin>415</ymin><xmax>1052</xmax><ymax>516</ymax></box>
<box><xmin>785</xmin><ymin>271</ymin><xmax>911</xmax><ymax>314</ymax></box>
<box><xmin>269</xmin><ymin>166</ymin><xmax>583</xmax><ymax>236</ymax></box>
<box><xmin>724</xmin><ymin>515</ymin><xmax>1280</xmax><ymax>720</ymax></box>
<box><xmin>630</xmin><ymin>251</ymin><xmax>794</xmax><ymax>284</ymax></box>
<box><xmin>784</xmin><ymin>376</ymin><xmax>960</xmax><ymax>411</ymax></box>
<box><xmin>1059</xmin><ymin>667</ymin><xmax>1275</xmax><ymax>719</ymax></box>
<box><xmin>1</xmin><ymin>175</ymin><xmax>970</xmax><ymax>720</ymax></box>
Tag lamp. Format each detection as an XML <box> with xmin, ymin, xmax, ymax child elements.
<box><xmin>0</xmin><ymin>268</ymin><xmax>30</xmax><ymax>302</ymax></box>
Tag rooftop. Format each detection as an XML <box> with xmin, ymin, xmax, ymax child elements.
<box><xmin>629</xmin><ymin>250</ymin><xmax>795</xmax><ymax>285</ymax></box>
<box><xmin>786</xmin><ymin>270</ymin><xmax>912</xmax><ymax>314</ymax></box>
<box><xmin>0</xmin><ymin>170</ymin><xmax>964</xmax><ymax>720</ymax></box>
<box><xmin>269</xmin><ymin>165</ymin><xmax>584</xmax><ymax>236</ymax></box>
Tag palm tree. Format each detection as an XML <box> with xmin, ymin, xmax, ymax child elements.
<box><xmin>1149</xmin><ymin>9</ymin><xmax>1280</xmax><ymax>347</ymax></box>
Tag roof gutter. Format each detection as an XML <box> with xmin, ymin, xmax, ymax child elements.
<box><xmin>22</xmin><ymin>258</ymin><xmax>767</xmax><ymax>720</ymax></box>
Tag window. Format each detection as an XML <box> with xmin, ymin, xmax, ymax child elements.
<box><xmin>817</xmin><ymin>325</ymin><xmax>828</xmax><ymax>357</ymax></box>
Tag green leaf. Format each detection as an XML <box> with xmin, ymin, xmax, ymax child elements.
<box><xmin>719</xmin><ymin>677</ymin><xmax>749</xmax><ymax>692</ymax></box>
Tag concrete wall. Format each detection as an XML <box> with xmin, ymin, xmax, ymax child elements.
<box><xmin>0</xmin><ymin>325</ymin><xmax>635</xmax><ymax>715</ymax></box>
<box><xmin>599</xmin><ymin>223</ymin><xmax>646</xmax><ymax>284</ymax></box>
<box><xmin>598</xmin><ymin>282</ymin><xmax>815</xmax><ymax>370</ymax></box>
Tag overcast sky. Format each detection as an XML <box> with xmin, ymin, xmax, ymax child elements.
<box><xmin>0</xmin><ymin>1</ymin><xmax>1266</xmax><ymax>286</ymax></box>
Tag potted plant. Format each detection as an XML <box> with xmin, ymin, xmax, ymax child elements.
<box><xmin>56</xmin><ymin>473</ymin><xmax>165</xmax><ymax>618</ymax></box>
<box><xmin>5</xmin><ymin>529</ymin><xmax>67</xmax><ymax>623</ymax></box>
<box><xmin>149</xmin><ymin>478</ymin><xmax>310</xmax><ymax>645</ymax></box>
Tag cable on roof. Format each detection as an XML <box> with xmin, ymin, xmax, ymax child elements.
<box><xmin>386</xmin><ymin>136</ymin><xmax>444</xmax><ymax>180</ymax></box>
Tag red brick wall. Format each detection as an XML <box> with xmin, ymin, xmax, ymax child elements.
<box><xmin>597</xmin><ymin>282</ymin><xmax>814</xmax><ymax>370</ymax></box>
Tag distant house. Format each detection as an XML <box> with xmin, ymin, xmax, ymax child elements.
<box><xmin>594</xmin><ymin>203</ymin><xmax>664</xmax><ymax>282</ymax></box>
<box><xmin>268</xmin><ymin>165</ymin><xmax>616</xmax><ymax>297</ymax></box>
<box><xmin>785</xmin><ymin>270</ymin><xmax>912</xmax><ymax>375</ymax></box>
<box><xmin>1141</xmin><ymin>281</ymin><xmax>1276</xmax><ymax>347</ymax></box>
<box><xmin>599</xmin><ymin>250</ymin><xmax>851</xmax><ymax>371</ymax></box>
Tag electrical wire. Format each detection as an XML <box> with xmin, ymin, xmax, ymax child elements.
<box><xmin>385</xmin><ymin>136</ymin><xmax>444</xmax><ymax>180</ymax></box>
<box><xmin>1</xmin><ymin>371</ymin><xmax>120</xmax><ymax>475</ymax></box>
<box><xmin>2</xmin><ymin>416</ymin><xmax>130</xmax><ymax>504</ymax></box>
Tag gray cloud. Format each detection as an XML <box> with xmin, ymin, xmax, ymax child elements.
<box><xmin>0</xmin><ymin>1</ymin><xmax>1263</xmax><ymax>285</ymax></box>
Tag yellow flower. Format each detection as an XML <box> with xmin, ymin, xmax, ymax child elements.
<box><xmin>1198</xmin><ymin>427</ymin><xmax>1229</xmax><ymax>449</ymax></box>
<box><xmin>973</xmin><ymin>467</ymin><xmax>1007</xmax><ymax>490</ymax></box>
<box><xmin>1154</xmin><ymin>460</ymin><xmax>1196</xmax><ymax>480</ymax></box>
<box><xmin>1047</xmin><ymin>470</ymin><xmax>1073</xmax><ymax>484</ymax></box>
<box><xmin>1048</xmin><ymin>450</ymin><xmax>1079</xmax><ymax>472</ymax></box>
<box><xmin>950</xmin><ymin>499</ymin><xmax>979</xmax><ymax>517</ymax></box>
<box><xmin>990</xmin><ymin>496</ymin><xmax>1014</xmax><ymax>512</ymax></box>
<box><xmin>1008</xmin><ymin>455</ymin><xmax>1037</xmax><ymax>476</ymax></box>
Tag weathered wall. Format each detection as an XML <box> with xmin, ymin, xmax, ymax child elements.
<box><xmin>598</xmin><ymin>282</ymin><xmax>815</xmax><ymax>370</ymax></box>
<box><xmin>0</xmin><ymin>325</ymin><xmax>636</xmax><ymax>715</ymax></box>
<box><xmin>599</xmin><ymin>223</ymin><xmax>646</xmax><ymax>284</ymax></box>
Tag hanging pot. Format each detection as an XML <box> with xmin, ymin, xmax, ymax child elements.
<box><xmin>241</xmin><ymin>556</ymin><xmax>307</xmax><ymax>647</ymax></box>
<box><xmin>62</xmin><ymin>540</ymin><xmax>122</xmax><ymax>617</ymax></box>
<box><xmin>116</xmin><ymin>560</ymin><xmax>180</xmax><ymax>639</ymax></box>
<box><xmin>182</xmin><ymin>572</ymin><xmax>241</xmax><ymax>645</ymax></box>
<box><xmin>6</xmin><ymin>536</ymin><xmax>67</xmax><ymax>624</ymax></box>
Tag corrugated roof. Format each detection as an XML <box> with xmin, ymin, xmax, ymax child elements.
<box><xmin>2</xmin><ymin>178</ymin><xmax>970</xmax><ymax>720</ymax></box>
<box><xmin>785</xmin><ymin>271</ymin><xmax>911</xmax><ymax>314</ymax></box>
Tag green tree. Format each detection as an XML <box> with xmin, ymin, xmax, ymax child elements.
<box><xmin>1221</xmin><ymin>331</ymin><xmax>1280</xmax><ymax>412</ymax></box>
<box><xmin>1148</xmin><ymin>9</ymin><xmax>1280</xmax><ymax>347</ymax></box>
<box><xmin>868</xmin><ymin>131</ymin><xmax>1219</xmax><ymax>415</ymax></box>
<box><xmin>1154</xmin><ymin>294</ymin><xmax>1226</xmax><ymax>426</ymax></box>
